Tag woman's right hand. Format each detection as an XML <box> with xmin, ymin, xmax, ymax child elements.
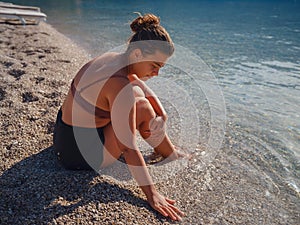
<box><xmin>149</xmin><ymin>116</ymin><xmax>166</xmax><ymax>138</ymax></box>
<box><xmin>147</xmin><ymin>191</ymin><xmax>185</xmax><ymax>221</ymax></box>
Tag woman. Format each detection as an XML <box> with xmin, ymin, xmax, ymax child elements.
<box><xmin>53</xmin><ymin>13</ymin><xmax>184</xmax><ymax>221</ymax></box>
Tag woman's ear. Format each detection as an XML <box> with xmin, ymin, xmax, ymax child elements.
<box><xmin>133</xmin><ymin>48</ymin><xmax>143</xmax><ymax>60</ymax></box>
<box><xmin>128</xmin><ymin>48</ymin><xmax>143</xmax><ymax>64</ymax></box>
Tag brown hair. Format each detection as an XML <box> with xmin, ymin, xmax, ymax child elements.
<box><xmin>127</xmin><ymin>13</ymin><xmax>174</xmax><ymax>56</ymax></box>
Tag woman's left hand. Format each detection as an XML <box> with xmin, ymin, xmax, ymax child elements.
<box><xmin>147</xmin><ymin>191</ymin><xmax>185</xmax><ymax>221</ymax></box>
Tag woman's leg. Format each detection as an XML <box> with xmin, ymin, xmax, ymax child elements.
<box><xmin>135</xmin><ymin>97</ymin><xmax>178</xmax><ymax>160</ymax></box>
<box><xmin>101</xmin><ymin>123</ymin><xmax>123</xmax><ymax>168</ymax></box>
<box><xmin>101</xmin><ymin>96</ymin><xmax>179</xmax><ymax>168</ymax></box>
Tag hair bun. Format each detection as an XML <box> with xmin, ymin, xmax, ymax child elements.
<box><xmin>130</xmin><ymin>13</ymin><xmax>160</xmax><ymax>33</ymax></box>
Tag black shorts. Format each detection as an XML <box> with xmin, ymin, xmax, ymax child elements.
<box><xmin>53</xmin><ymin>110</ymin><xmax>105</xmax><ymax>171</ymax></box>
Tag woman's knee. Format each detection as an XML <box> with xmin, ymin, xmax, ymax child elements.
<box><xmin>136</xmin><ymin>97</ymin><xmax>156</xmax><ymax>123</ymax></box>
<box><xmin>135</xmin><ymin>97</ymin><xmax>156</xmax><ymax>138</ymax></box>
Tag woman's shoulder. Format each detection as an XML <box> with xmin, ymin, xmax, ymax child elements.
<box><xmin>94</xmin><ymin>52</ymin><xmax>128</xmax><ymax>79</ymax></box>
<box><xmin>94</xmin><ymin>52</ymin><xmax>122</xmax><ymax>64</ymax></box>
<box><xmin>74</xmin><ymin>52</ymin><xmax>123</xmax><ymax>85</ymax></box>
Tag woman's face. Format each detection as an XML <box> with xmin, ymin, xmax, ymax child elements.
<box><xmin>129</xmin><ymin>49</ymin><xmax>169</xmax><ymax>81</ymax></box>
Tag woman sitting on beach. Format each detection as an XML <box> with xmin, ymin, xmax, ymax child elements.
<box><xmin>53</xmin><ymin>13</ymin><xmax>184</xmax><ymax>221</ymax></box>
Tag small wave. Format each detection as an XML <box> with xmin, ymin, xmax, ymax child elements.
<box><xmin>261</xmin><ymin>61</ymin><xmax>300</xmax><ymax>71</ymax></box>
<box><xmin>235</xmin><ymin>61</ymin><xmax>300</xmax><ymax>80</ymax></box>
<box><xmin>233</xmin><ymin>33</ymin><xmax>245</xmax><ymax>37</ymax></box>
<box><xmin>262</xmin><ymin>35</ymin><xmax>274</xmax><ymax>39</ymax></box>
<box><xmin>227</xmin><ymin>127</ymin><xmax>300</xmax><ymax>197</ymax></box>
<box><xmin>224</xmin><ymin>56</ymin><xmax>248</xmax><ymax>63</ymax></box>
<box><xmin>276</xmin><ymin>40</ymin><xmax>293</xmax><ymax>45</ymax></box>
<box><xmin>292</xmin><ymin>46</ymin><xmax>300</xmax><ymax>51</ymax></box>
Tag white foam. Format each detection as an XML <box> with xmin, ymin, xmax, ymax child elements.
<box><xmin>233</xmin><ymin>33</ymin><xmax>246</xmax><ymax>37</ymax></box>
<box><xmin>262</xmin><ymin>35</ymin><xmax>274</xmax><ymax>39</ymax></box>
<box><xmin>276</xmin><ymin>40</ymin><xmax>293</xmax><ymax>45</ymax></box>
<box><xmin>292</xmin><ymin>46</ymin><xmax>300</xmax><ymax>51</ymax></box>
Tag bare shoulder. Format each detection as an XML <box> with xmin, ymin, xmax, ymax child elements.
<box><xmin>94</xmin><ymin>51</ymin><xmax>121</xmax><ymax>64</ymax></box>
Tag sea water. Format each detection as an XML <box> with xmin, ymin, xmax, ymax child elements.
<box><xmin>11</xmin><ymin>0</ymin><xmax>300</xmax><ymax>193</ymax></box>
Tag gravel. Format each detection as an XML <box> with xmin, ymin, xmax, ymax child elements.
<box><xmin>0</xmin><ymin>22</ymin><xmax>299</xmax><ymax>225</ymax></box>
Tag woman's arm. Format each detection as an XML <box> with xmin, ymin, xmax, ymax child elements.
<box><xmin>122</xmin><ymin>146</ymin><xmax>184</xmax><ymax>221</ymax></box>
<box><xmin>128</xmin><ymin>74</ymin><xmax>167</xmax><ymax>121</ymax></box>
<box><xmin>119</xmin><ymin>103</ymin><xmax>183</xmax><ymax>221</ymax></box>
<box><xmin>105</xmin><ymin>77</ymin><xmax>183</xmax><ymax>221</ymax></box>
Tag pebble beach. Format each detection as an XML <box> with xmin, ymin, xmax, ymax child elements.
<box><xmin>0</xmin><ymin>21</ymin><xmax>299</xmax><ymax>225</ymax></box>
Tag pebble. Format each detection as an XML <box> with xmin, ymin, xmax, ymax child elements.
<box><xmin>0</xmin><ymin>21</ymin><xmax>299</xmax><ymax>225</ymax></box>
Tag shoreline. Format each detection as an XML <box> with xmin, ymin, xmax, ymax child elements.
<box><xmin>0</xmin><ymin>22</ymin><xmax>299</xmax><ymax>224</ymax></box>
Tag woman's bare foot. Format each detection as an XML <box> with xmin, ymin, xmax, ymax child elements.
<box><xmin>173</xmin><ymin>146</ymin><xmax>193</xmax><ymax>160</ymax></box>
<box><xmin>149</xmin><ymin>146</ymin><xmax>193</xmax><ymax>164</ymax></box>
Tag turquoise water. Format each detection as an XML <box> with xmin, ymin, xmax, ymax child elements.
<box><xmin>11</xmin><ymin>0</ymin><xmax>300</xmax><ymax>193</ymax></box>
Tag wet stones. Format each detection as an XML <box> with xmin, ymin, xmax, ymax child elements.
<box><xmin>43</xmin><ymin>91</ymin><xmax>60</xmax><ymax>99</ymax></box>
<box><xmin>57</xmin><ymin>59</ymin><xmax>71</xmax><ymax>63</ymax></box>
<box><xmin>46</xmin><ymin>121</ymin><xmax>55</xmax><ymax>134</ymax></box>
<box><xmin>0</xmin><ymin>87</ymin><xmax>6</xmax><ymax>101</ymax></box>
<box><xmin>8</xmin><ymin>69</ymin><xmax>26</xmax><ymax>80</ymax></box>
<box><xmin>3</xmin><ymin>61</ymin><xmax>14</xmax><ymax>68</ymax></box>
<box><xmin>22</xmin><ymin>92</ymin><xmax>39</xmax><ymax>103</ymax></box>
<box><xmin>34</xmin><ymin>76</ymin><xmax>45</xmax><ymax>84</ymax></box>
